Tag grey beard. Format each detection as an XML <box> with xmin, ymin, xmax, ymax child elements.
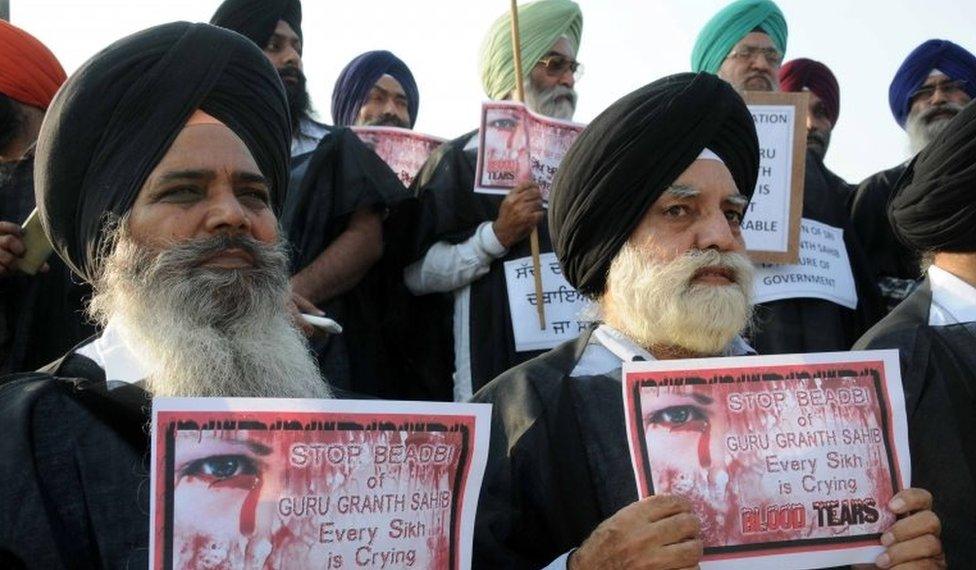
<box><xmin>90</xmin><ymin>228</ymin><xmax>331</xmax><ymax>399</ymax></box>
<box><xmin>524</xmin><ymin>79</ymin><xmax>577</xmax><ymax>120</ymax></box>
<box><xmin>906</xmin><ymin>102</ymin><xmax>964</xmax><ymax>154</ymax></box>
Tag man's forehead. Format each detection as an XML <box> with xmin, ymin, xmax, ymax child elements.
<box><xmin>733</xmin><ymin>31</ymin><xmax>774</xmax><ymax>49</ymax></box>
<box><xmin>922</xmin><ymin>71</ymin><xmax>951</xmax><ymax>85</ymax></box>
<box><xmin>548</xmin><ymin>36</ymin><xmax>576</xmax><ymax>58</ymax></box>
<box><xmin>374</xmin><ymin>74</ymin><xmax>406</xmax><ymax>96</ymax></box>
<box><xmin>273</xmin><ymin>19</ymin><xmax>300</xmax><ymax>42</ymax></box>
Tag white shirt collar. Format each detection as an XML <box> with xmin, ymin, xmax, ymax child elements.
<box><xmin>75</xmin><ymin>319</ymin><xmax>154</xmax><ymax>384</ymax></box>
<box><xmin>928</xmin><ymin>265</ymin><xmax>976</xmax><ymax>325</ymax></box>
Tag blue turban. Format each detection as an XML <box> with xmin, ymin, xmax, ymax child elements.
<box><xmin>888</xmin><ymin>39</ymin><xmax>976</xmax><ymax>128</ymax></box>
<box><xmin>691</xmin><ymin>0</ymin><xmax>787</xmax><ymax>74</ymax></box>
<box><xmin>331</xmin><ymin>50</ymin><xmax>419</xmax><ymax>128</ymax></box>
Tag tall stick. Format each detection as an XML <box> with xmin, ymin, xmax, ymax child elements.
<box><xmin>508</xmin><ymin>0</ymin><xmax>547</xmax><ymax>330</ymax></box>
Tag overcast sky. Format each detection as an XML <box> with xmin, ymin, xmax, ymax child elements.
<box><xmin>14</xmin><ymin>0</ymin><xmax>976</xmax><ymax>183</ymax></box>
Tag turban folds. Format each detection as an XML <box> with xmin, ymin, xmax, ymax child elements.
<box><xmin>34</xmin><ymin>22</ymin><xmax>291</xmax><ymax>283</ymax></box>
<box><xmin>691</xmin><ymin>0</ymin><xmax>787</xmax><ymax>74</ymax></box>
<box><xmin>779</xmin><ymin>58</ymin><xmax>840</xmax><ymax>126</ymax></box>
<box><xmin>0</xmin><ymin>20</ymin><xmax>66</xmax><ymax>109</ymax></box>
<box><xmin>889</xmin><ymin>100</ymin><xmax>976</xmax><ymax>253</ymax></box>
<box><xmin>331</xmin><ymin>50</ymin><xmax>420</xmax><ymax>128</ymax></box>
<box><xmin>211</xmin><ymin>0</ymin><xmax>302</xmax><ymax>45</ymax></box>
<box><xmin>549</xmin><ymin>73</ymin><xmax>759</xmax><ymax>297</ymax></box>
<box><xmin>888</xmin><ymin>39</ymin><xmax>976</xmax><ymax>128</ymax></box>
<box><xmin>480</xmin><ymin>0</ymin><xmax>582</xmax><ymax>100</ymax></box>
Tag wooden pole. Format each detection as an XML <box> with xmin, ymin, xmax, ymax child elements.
<box><xmin>508</xmin><ymin>0</ymin><xmax>547</xmax><ymax>330</ymax></box>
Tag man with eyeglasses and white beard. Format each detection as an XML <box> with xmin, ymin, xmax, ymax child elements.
<box><xmin>404</xmin><ymin>0</ymin><xmax>584</xmax><ymax>402</ymax></box>
<box><xmin>0</xmin><ymin>22</ymin><xmax>330</xmax><ymax>568</ymax></box>
<box><xmin>851</xmin><ymin>39</ymin><xmax>976</xmax><ymax>314</ymax></box>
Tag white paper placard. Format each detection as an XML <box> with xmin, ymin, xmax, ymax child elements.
<box><xmin>754</xmin><ymin>218</ymin><xmax>858</xmax><ymax>309</ymax></box>
<box><xmin>742</xmin><ymin>104</ymin><xmax>797</xmax><ymax>255</ymax></box>
<box><xmin>503</xmin><ymin>252</ymin><xmax>592</xmax><ymax>352</ymax></box>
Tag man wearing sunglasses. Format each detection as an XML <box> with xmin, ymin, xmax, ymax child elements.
<box><xmin>851</xmin><ymin>39</ymin><xmax>976</xmax><ymax>314</ymax></box>
<box><xmin>404</xmin><ymin>0</ymin><xmax>583</xmax><ymax>402</ymax></box>
<box><xmin>691</xmin><ymin>0</ymin><xmax>883</xmax><ymax>355</ymax></box>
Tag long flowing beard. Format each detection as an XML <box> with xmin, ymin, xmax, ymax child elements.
<box><xmin>90</xmin><ymin>227</ymin><xmax>331</xmax><ymax>399</ymax></box>
<box><xmin>906</xmin><ymin>102</ymin><xmax>964</xmax><ymax>154</ymax></box>
<box><xmin>604</xmin><ymin>244</ymin><xmax>755</xmax><ymax>356</ymax></box>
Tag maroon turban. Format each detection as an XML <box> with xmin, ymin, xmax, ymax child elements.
<box><xmin>779</xmin><ymin>58</ymin><xmax>840</xmax><ymax>126</ymax></box>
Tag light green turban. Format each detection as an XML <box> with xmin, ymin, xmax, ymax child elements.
<box><xmin>691</xmin><ymin>0</ymin><xmax>787</xmax><ymax>74</ymax></box>
<box><xmin>480</xmin><ymin>0</ymin><xmax>583</xmax><ymax>100</ymax></box>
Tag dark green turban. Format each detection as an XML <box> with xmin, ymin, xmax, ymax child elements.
<box><xmin>479</xmin><ymin>0</ymin><xmax>582</xmax><ymax>100</ymax></box>
<box><xmin>691</xmin><ymin>0</ymin><xmax>787</xmax><ymax>74</ymax></box>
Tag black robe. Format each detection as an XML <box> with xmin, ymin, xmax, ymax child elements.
<box><xmin>0</xmin><ymin>154</ymin><xmax>95</xmax><ymax>374</ymax></box>
<box><xmin>411</xmin><ymin>131</ymin><xmax>553</xmax><ymax>394</ymax></box>
<box><xmin>281</xmin><ymin>126</ymin><xmax>419</xmax><ymax>399</ymax></box>
<box><xmin>0</xmin><ymin>351</ymin><xmax>151</xmax><ymax>569</ymax></box>
<box><xmin>854</xmin><ymin>280</ymin><xmax>976</xmax><ymax>568</ymax></box>
<box><xmin>749</xmin><ymin>152</ymin><xmax>883</xmax><ymax>354</ymax></box>
<box><xmin>849</xmin><ymin>162</ymin><xmax>921</xmax><ymax>311</ymax></box>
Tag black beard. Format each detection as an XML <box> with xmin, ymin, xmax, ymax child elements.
<box><xmin>363</xmin><ymin>113</ymin><xmax>410</xmax><ymax>128</ymax></box>
<box><xmin>806</xmin><ymin>130</ymin><xmax>830</xmax><ymax>160</ymax></box>
<box><xmin>0</xmin><ymin>94</ymin><xmax>25</xmax><ymax>154</ymax></box>
<box><xmin>279</xmin><ymin>67</ymin><xmax>311</xmax><ymax>133</ymax></box>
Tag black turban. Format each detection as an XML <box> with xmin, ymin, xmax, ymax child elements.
<box><xmin>211</xmin><ymin>0</ymin><xmax>302</xmax><ymax>45</ymax></box>
<box><xmin>549</xmin><ymin>72</ymin><xmax>759</xmax><ymax>297</ymax></box>
<box><xmin>34</xmin><ymin>22</ymin><xmax>291</xmax><ymax>283</ymax></box>
<box><xmin>889</xmin><ymin>99</ymin><xmax>976</xmax><ymax>253</ymax></box>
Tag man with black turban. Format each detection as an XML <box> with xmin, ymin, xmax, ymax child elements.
<box><xmin>0</xmin><ymin>20</ymin><xmax>96</xmax><ymax>374</ymax></box>
<box><xmin>212</xmin><ymin>0</ymin><xmax>413</xmax><ymax>398</ymax></box>
<box><xmin>332</xmin><ymin>50</ymin><xmax>419</xmax><ymax>129</ymax></box>
<box><xmin>855</xmin><ymin>100</ymin><xmax>976</xmax><ymax>568</ymax></box>
<box><xmin>851</xmin><ymin>39</ymin><xmax>976</xmax><ymax>313</ymax></box>
<box><xmin>0</xmin><ymin>22</ymin><xmax>332</xmax><ymax>567</ymax></box>
<box><xmin>471</xmin><ymin>72</ymin><xmax>942</xmax><ymax>570</ymax></box>
<box><xmin>694</xmin><ymin>0</ymin><xmax>882</xmax><ymax>355</ymax></box>
<box><xmin>405</xmin><ymin>0</ymin><xmax>584</xmax><ymax>402</ymax></box>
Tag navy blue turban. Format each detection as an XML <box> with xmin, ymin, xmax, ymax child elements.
<box><xmin>889</xmin><ymin>39</ymin><xmax>976</xmax><ymax>128</ymax></box>
<box><xmin>331</xmin><ymin>50</ymin><xmax>419</xmax><ymax>128</ymax></box>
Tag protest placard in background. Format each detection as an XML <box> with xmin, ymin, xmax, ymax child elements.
<box><xmin>473</xmin><ymin>101</ymin><xmax>584</xmax><ymax>202</ymax></box>
<box><xmin>742</xmin><ymin>91</ymin><xmax>808</xmax><ymax>264</ymax></box>
<box><xmin>623</xmin><ymin>350</ymin><xmax>909</xmax><ymax>570</ymax></box>
<box><xmin>352</xmin><ymin>126</ymin><xmax>446</xmax><ymax>188</ymax></box>
<box><xmin>150</xmin><ymin>398</ymin><xmax>490</xmax><ymax>570</ymax></box>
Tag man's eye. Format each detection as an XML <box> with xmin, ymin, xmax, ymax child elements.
<box><xmin>725</xmin><ymin>209</ymin><xmax>744</xmax><ymax>224</ymax></box>
<box><xmin>238</xmin><ymin>188</ymin><xmax>270</xmax><ymax>206</ymax></box>
<box><xmin>158</xmin><ymin>186</ymin><xmax>201</xmax><ymax>202</ymax></box>
<box><xmin>265</xmin><ymin>41</ymin><xmax>280</xmax><ymax>52</ymax></box>
<box><xmin>664</xmin><ymin>205</ymin><xmax>689</xmax><ymax>217</ymax></box>
<box><xmin>647</xmin><ymin>405</ymin><xmax>707</xmax><ymax>427</ymax></box>
<box><xmin>182</xmin><ymin>454</ymin><xmax>258</xmax><ymax>480</ymax></box>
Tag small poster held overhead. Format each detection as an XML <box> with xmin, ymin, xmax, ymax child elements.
<box><xmin>352</xmin><ymin>126</ymin><xmax>447</xmax><ymax>188</ymax></box>
<box><xmin>150</xmin><ymin>398</ymin><xmax>491</xmax><ymax>570</ymax></box>
<box><xmin>741</xmin><ymin>91</ymin><xmax>808</xmax><ymax>264</ymax></box>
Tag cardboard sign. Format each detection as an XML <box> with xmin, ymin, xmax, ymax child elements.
<box><xmin>473</xmin><ymin>101</ymin><xmax>584</xmax><ymax>201</ymax></box>
<box><xmin>352</xmin><ymin>126</ymin><xmax>446</xmax><ymax>188</ymax></box>
<box><xmin>503</xmin><ymin>252</ymin><xmax>593</xmax><ymax>351</ymax></box>
<box><xmin>754</xmin><ymin>219</ymin><xmax>858</xmax><ymax>309</ymax></box>
<box><xmin>150</xmin><ymin>398</ymin><xmax>491</xmax><ymax>570</ymax></box>
<box><xmin>623</xmin><ymin>351</ymin><xmax>910</xmax><ymax>570</ymax></box>
<box><xmin>742</xmin><ymin>91</ymin><xmax>808</xmax><ymax>264</ymax></box>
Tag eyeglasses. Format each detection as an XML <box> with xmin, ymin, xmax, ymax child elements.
<box><xmin>536</xmin><ymin>55</ymin><xmax>583</xmax><ymax>79</ymax></box>
<box><xmin>910</xmin><ymin>79</ymin><xmax>968</xmax><ymax>103</ymax></box>
<box><xmin>726</xmin><ymin>46</ymin><xmax>783</xmax><ymax>66</ymax></box>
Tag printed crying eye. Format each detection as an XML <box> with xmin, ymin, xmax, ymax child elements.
<box><xmin>647</xmin><ymin>405</ymin><xmax>707</xmax><ymax>428</ymax></box>
<box><xmin>182</xmin><ymin>454</ymin><xmax>259</xmax><ymax>480</ymax></box>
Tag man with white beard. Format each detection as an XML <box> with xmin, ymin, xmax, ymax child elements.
<box><xmin>0</xmin><ymin>22</ymin><xmax>329</xmax><ymax>568</ymax></box>
<box><xmin>851</xmin><ymin>39</ymin><xmax>976</xmax><ymax>313</ymax></box>
<box><xmin>405</xmin><ymin>0</ymin><xmax>584</xmax><ymax>401</ymax></box>
<box><xmin>471</xmin><ymin>73</ymin><xmax>944</xmax><ymax>570</ymax></box>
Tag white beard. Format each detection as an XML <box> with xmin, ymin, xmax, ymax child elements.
<box><xmin>89</xmin><ymin>228</ymin><xmax>331</xmax><ymax>399</ymax></box>
<box><xmin>603</xmin><ymin>243</ymin><xmax>755</xmax><ymax>356</ymax></box>
<box><xmin>524</xmin><ymin>77</ymin><xmax>577</xmax><ymax>120</ymax></box>
<box><xmin>906</xmin><ymin>102</ymin><xmax>964</xmax><ymax>154</ymax></box>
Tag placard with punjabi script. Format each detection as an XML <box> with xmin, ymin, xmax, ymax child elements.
<box><xmin>150</xmin><ymin>398</ymin><xmax>491</xmax><ymax>570</ymax></box>
<box><xmin>352</xmin><ymin>126</ymin><xmax>446</xmax><ymax>188</ymax></box>
<box><xmin>474</xmin><ymin>101</ymin><xmax>584</xmax><ymax>201</ymax></box>
<box><xmin>623</xmin><ymin>350</ymin><xmax>910</xmax><ymax>570</ymax></box>
<box><xmin>742</xmin><ymin>91</ymin><xmax>808</xmax><ymax>264</ymax></box>
<box><xmin>503</xmin><ymin>252</ymin><xmax>592</xmax><ymax>352</ymax></box>
<box><xmin>754</xmin><ymin>219</ymin><xmax>858</xmax><ymax>309</ymax></box>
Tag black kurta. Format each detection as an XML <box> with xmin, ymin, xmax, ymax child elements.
<box><xmin>749</xmin><ymin>152</ymin><xmax>883</xmax><ymax>354</ymax></box>
<box><xmin>281</xmin><ymin>126</ymin><xmax>418</xmax><ymax>398</ymax></box>
<box><xmin>849</xmin><ymin>162</ymin><xmax>920</xmax><ymax>311</ymax></box>
<box><xmin>411</xmin><ymin>131</ymin><xmax>553</xmax><ymax>394</ymax></box>
<box><xmin>854</xmin><ymin>280</ymin><xmax>976</xmax><ymax>568</ymax></box>
<box><xmin>0</xmin><ymin>352</ymin><xmax>151</xmax><ymax>568</ymax></box>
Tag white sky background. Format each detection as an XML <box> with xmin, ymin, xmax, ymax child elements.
<box><xmin>14</xmin><ymin>0</ymin><xmax>976</xmax><ymax>183</ymax></box>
